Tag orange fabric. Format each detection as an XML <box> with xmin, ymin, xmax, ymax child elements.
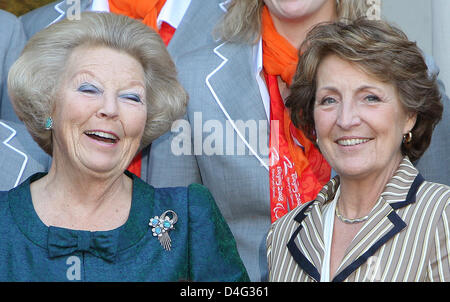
<box><xmin>159</xmin><ymin>21</ymin><xmax>176</xmax><ymax>46</ymax></box>
<box><xmin>263</xmin><ymin>5</ymin><xmax>331</xmax><ymax>221</ymax></box>
<box><xmin>127</xmin><ymin>152</ymin><xmax>142</xmax><ymax>177</ymax></box>
<box><xmin>266</xmin><ymin>74</ymin><xmax>331</xmax><ymax>222</ymax></box>
<box><xmin>109</xmin><ymin>0</ymin><xmax>175</xmax><ymax>177</ymax></box>
<box><xmin>108</xmin><ymin>0</ymin><xmax>167</xmax><ymax>31</ymax></box>
<box><xmin>261</xmin><ymin>5</ymin><xmax>298</xmax><ymax>85</ymax></box>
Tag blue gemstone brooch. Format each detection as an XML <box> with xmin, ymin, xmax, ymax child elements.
<box><xmin>149</xmin><ymin>210</ymin><xmax>178</xmax><ymax>251</ymax></box>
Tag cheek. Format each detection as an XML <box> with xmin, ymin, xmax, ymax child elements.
<box><xmin>313</xmin><ymin>108</ymin><xmax>335</xmax><ymax>138</ymax></box>
<box><xmin>55</xmin><ymin>93</ymin><xmax>96</xmax><ymax>124</ymax></box>
<box><xmin>123</xmin><ymin>107</ymin><xmax>147</xmax><ymax>137</ymax></box>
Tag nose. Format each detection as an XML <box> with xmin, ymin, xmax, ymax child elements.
<box><xmin>335</xmin><ymin>99</ymin><xmax>361</xmax><ymax>130</ymax></box>
<box><xmin>96</xmin><ymin>93</ymin><xmax>119</xmax><ymax>120</ymax></box>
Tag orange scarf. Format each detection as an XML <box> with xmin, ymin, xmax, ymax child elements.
<box><xmin>261</xmin><ymin>6</ymin><xmax>298</xmax><ymax>85</ymax></box>
<box><xmin>109</xmin><ymin>0</ymin><xmax>167</xmax><ymax>32</ymax></box>
<box><xmin>262</xmin><ymin>5</ymin><xmax>331</xmax><ymax>221</ymax></box>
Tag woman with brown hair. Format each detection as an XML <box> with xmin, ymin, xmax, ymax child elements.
<box><xmin>267</xmin><ymin>19</ymin><xmax>449</xmax><ymax>282</ymax></box>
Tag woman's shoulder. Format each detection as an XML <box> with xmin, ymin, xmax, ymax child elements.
<box><xmin>410</xmin><ymin>180</ymin><xmax>450</xmax><ymax>225</ymax></box>
<box><xmin>150</xmin><ymin>182</ymin><xmax>214</xmax><ymax>207</ymax></box>
<box><xmin>269</xmin><ymin>201</ymin><xmax>315</xmax><ymax>236</ymax></box>
<box><xmin>416</xmin><ymin>180</ymin><xmax>450</xmax><ymax>209</ymax></box>
<box><xmin>418</xmin><ymin>180</ymin><xmax>450</xmax><ymax>202</ymax></box>
<box><xmin>0</xmin><ymin>191</ymin><xmax>8</xmax><ymax>211</ymax></box>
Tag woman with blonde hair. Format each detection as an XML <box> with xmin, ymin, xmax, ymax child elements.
<box><xmin>0</xmin><ymin>12</ymin><xmax>249</xmax><ymax>282</ymax></box>
<box><xmin>148</xmin><ymin>0</ymin><xmax>371</xmax><ymax>281</ymax></box>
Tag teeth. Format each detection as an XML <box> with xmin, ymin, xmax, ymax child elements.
<box><xmin>337</xmin><ymin>138</ymin><xmax>370</xmax><ymax>146</ymax></box>
<box><xmin>85</xmin><ymin>131</ymin><xmax>118</xmax><ymax>140</ymax></box>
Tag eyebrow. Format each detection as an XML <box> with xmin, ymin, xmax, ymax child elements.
<box><xmin>317</xmin><ymin>85</ymin><xmax>380</xmax><ymax>94</ymax></box>
<box><xmin>71</xmin><ymin>70</ymin><xmax>145</xmax><ymax>90</ymax></box>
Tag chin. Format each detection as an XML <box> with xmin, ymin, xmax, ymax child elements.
<box><xmin>334</xmin><ymin>162</ymin><xmax>373</xmax><ymax>179</ymax></box>
<box><xmin>81</xmin><ymin>160</ymin><xmax>123</xmax><ymax>176</ymax></box>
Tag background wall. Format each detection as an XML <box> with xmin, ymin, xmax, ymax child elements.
<box><xmin>382</xmin><ymin>0</ymin><xmax>449</xmax><ymax>91</ymax></box>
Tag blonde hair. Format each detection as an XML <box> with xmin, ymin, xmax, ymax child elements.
<box><xmin>216</xmin><ymin>0</ymin><xmax>371</xmax><ymax>44</ymax></box>
<box><xmin>8</xmin><ymin>12</ymin><xmax>187</xmax><ymax>155</ymax></box>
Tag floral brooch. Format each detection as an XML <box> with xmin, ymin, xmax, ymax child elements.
<box><xmin>149</xmin><ymin>210</ymin><xmax>178</xmax><ymax>251</ymax></box>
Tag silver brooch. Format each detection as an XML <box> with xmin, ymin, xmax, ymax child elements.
<box><xmin>149</xmin><ymin>210</ymin><xmax>178</xmax><ymax>251</ymax></box>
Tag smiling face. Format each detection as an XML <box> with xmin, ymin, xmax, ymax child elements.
<box><xmin>313</xmin><ymin>55</ymin><xmax>416</xmax><ymax>180</ymax></box>
<box><xmin>51</xmin><ymin>46</ymin><xmax>147</xmax><ymax>177</ymax></box>
<box><xmin>263</xmin><ymin>0</ymin><xmax>334</xmax><ymax>21</ymax></box>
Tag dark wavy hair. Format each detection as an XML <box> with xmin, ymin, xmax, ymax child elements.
<box><xmin>286</xmin><ymin>18</ymin><xmax>443</xmax><ymax>162</ymax></box>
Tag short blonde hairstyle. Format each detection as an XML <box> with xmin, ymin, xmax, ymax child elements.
<box><xmin>8</xmin><ymin>12</ymin><xmax>187</xmax><ymax>155</ymax></box>
<box><xmin>216</xmin><ymin>0</ymin><xmax>371</xmax><ymax>44</ymax></box>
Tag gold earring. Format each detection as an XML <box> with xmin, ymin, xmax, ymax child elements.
<box><xmin>403</xmin><ymin>131</ymin><xmax>412</xmax><ymax>144</ymax></box>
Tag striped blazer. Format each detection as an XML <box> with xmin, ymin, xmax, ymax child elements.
<box><xmin>267</xmin><ymin>157</ymin><xmax>450</xmax><ymax>282</ymax></box>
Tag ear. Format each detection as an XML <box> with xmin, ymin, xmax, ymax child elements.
<box><xmin>404</xmin><ymin>111</ymin><xmax>417</xmax><ymax>133</ymax></box>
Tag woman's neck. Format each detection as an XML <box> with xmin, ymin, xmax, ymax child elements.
<box><xmin>337</xmin><ymin>156</ymin><xmax>403</xmax><ymax>219</ymax></box>
<box><xmin>30</xmin><ymin>158</ymin><xmax>132</xmax><ymax>231</ymax></box>
<box><xmin>269</xmin><ymin>1</ymin><xmax>337</xmax><ymax>50</ymax></box>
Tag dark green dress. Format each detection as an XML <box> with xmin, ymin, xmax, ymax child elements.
<box><xmin>0</xmin><ymin>172</ymin><xmax>249</xmax><ymax>282</ymax></box>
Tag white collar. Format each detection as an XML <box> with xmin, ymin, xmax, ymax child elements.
<box><xmin>253</xmin><ymin>38</ymin><xmax>271</xmax><ymax>120</ymax></box>
<box><xmin>157</xmin><ymin>0</ymin><xmax>191</xmax><ymax>29</ymax></box>
<box><xmin>253</xmin><ymin>38</ymin><xmax>263</xmax><ymax>79</ymax></box>
<box><xmin>321</xmin><ymin>186</ymin><xmax>339</xmax><ymax>282</ymax></box>
<box><xmin>90</xmin><ymin>0</ymin><xmax>192</xmax><ymax>30</ymax></box>
<box><xmin>90</xmin><ymin>0</ymin><xmax>110</xmax><ymax>12</ymax></box>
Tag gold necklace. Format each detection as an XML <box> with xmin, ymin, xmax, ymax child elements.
<box><xmin>335</xmin><ymin>205</ymin><xmax>370</xmax><ymax>224</ymax></box>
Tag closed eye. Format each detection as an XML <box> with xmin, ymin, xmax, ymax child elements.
<box><xmin>120</xmin><ymin>93</ymin><xmax>142</xmax><ymax>103</ymax></box>
<box><xmin>78</xmin><ymin>83</ymin><xmax>102</xmax><ymax>94</ymax></box>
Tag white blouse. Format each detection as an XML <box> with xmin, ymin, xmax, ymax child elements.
<box><xmin>320</xmin><ymin>186</ymin><xmax>340</xmax><ymax>282</ymax></box>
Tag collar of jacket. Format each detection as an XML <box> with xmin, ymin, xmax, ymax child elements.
<box><xmin>287</xmin><ymin>157</ymin><xmax>425</xmax><ymax>282</ymax></box>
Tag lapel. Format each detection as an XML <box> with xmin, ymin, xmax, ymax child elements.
<box><xmin>205</xmin><ymin>41</ymin><xmax>269</xmax><ymax>169</ymax></box>
<box><xmin>286</xmin><ymin>178</ymin><xmax>337</xmax><ymax>281</ymax></box>
<box><xmin>0</xmin><ymin>121</ymin><xmax>28</xmax><ymax>189</ymax></box>
<box><xmin>287</xmin><ymin>158</ymin><xmax>425</xmax><ymax>282</ymax></box>
<box><xmin>47</xmin><ymin>0</ymin><xmax>92</xmax><ymax>27</ymax></box>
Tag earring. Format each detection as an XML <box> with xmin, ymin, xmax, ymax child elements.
<box><xmin>45</xmin><ymin>117</ymin><xmax>53</xmax><ymax>130</ymax></box>
<box><xmin>403</xmin><ymin>131</ymin><xmax>412</xmax><ymax>144</ymax></box>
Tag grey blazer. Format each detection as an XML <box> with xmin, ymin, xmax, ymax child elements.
<box><xmin>148</xmin><ymin>38</ymin><xmax>271</xmax><ymax>281</ymax></box>
<box><xmin>20</xmin><ymin>0</ymin><xmax>93</xmax><ymax>40</ymax></box>
<box><xmin>0</xmin><ymin>120</ymin><xmax>51</xmax><ymax>190</ymax></box>
<box><xmin>0</xmin><ymin>10</ymin><xmax>27</xmax><ymax>123</ymax></box>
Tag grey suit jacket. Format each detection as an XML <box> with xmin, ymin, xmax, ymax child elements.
<box><xmin>0</xmin><ymin>120</ymin><xmax>51</xmax><ymax>190</ymax></box>
<box><xmin>0</xmin><ymin>10</ymin><xmax>27</xmax><ymax>123</ymax></box>
<box><xmin>20</xmin><ymin>0</ymin><xmax>93</xmax><ymax>40</ymax></box>
<box><xmin>267</xmin><ymin>157</ymin><xmax>450</xmax><ymax>282</ymax></box>
<box><xmin>148</xmin><ymin>38</ymin><xmax>271</xmax><ymax>281</ymax></box>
